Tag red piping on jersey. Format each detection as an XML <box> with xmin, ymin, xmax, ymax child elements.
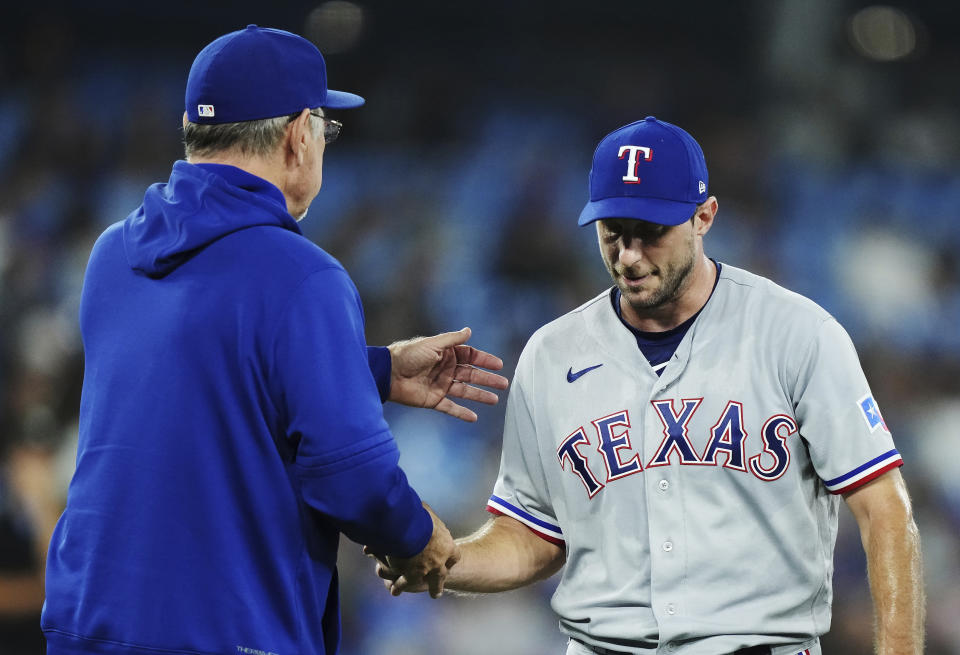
<box><xmin>829</xmin><ymin>459</ymin><xmax>903</xmax><ymax>495</ymax></box>
<box><xmin>486</xmin><ymin>506</ymin><xmax>566</xmax><ymax>546</ymax></box>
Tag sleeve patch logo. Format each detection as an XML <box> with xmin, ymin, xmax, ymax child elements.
<box><xmin>858</xmin><ymin>394</ymin><xmax>888</xmax><ymax>433</ymax></box>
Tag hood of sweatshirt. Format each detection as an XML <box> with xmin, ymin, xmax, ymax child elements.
<box><xmin>122</xmin><ymin>161</ymin><xmax>300</xmax><ymax>278</ymax></box>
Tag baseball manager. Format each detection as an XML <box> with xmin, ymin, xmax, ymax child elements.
<box><xmin>42</xmin><ymin>25</ymin><xmax>507</xmax><ymax>655</ymax></box>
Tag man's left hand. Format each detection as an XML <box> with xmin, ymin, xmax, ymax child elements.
<box><xmin>387</xmin><ymin>327</ymin><xmax>509</xmax><ymax>422</ymax></box>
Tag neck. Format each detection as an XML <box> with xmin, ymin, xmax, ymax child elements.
<box><xmin>188</xmin><ymin>154</ymin><xmax>294</xmax><ymax>212</ymax></box>
<box><xmin>620</xmin><ymin>254</ymin><xmax>717</xmax><ymax>332</ymax></box>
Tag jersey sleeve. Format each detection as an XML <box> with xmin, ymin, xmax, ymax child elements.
<box><xmin>487</xmin><ymin>352</ymin><xmax>564</xmax><ymax>546</ymax></box>
<box><xmin>270</xmin><ymin>268</ymin><xmax>432</xmax><ymax>557</ymax></box>
<box><xmin>366</xmin><ymin>345</ymin><xmax>392</xmax><ymax>402</ymax></box>
<box><xmin>792</xmin><ymin>317</ymin><xmax>902</xmax><ymax>494</ymax></box>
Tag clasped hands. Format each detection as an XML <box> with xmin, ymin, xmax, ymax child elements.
<box><xmin>366</xmin><ymin>327</ymin><xmax>507</xmax><ymax>597</ymax></box>
<box><xmin>364</xmin><ymin>504</ymin><xmax>459</xmax><ymax>598</ymax></box>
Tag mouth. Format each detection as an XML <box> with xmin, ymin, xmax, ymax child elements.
<box><xmin>619</xmin><ymin>269</ymin><xmax>653</xmax><ymax>288</ymax></box>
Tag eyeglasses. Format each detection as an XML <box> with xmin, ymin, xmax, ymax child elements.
<box><xmin>288</xmin><ymin>110</ymin><xmax>342</xmax><ymax>144</ymax></box>
<box><xmin>309</xmin><ymin>111</ymin><xmax>342</xmax><ymax>144</ymax></box>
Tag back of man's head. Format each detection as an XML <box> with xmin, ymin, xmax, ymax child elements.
<box><xmin>180</xmin><ymin>24</ymin><xmax>363</xmax><ymax>160</ymax></box>
<box><xmin>183</xmin><ymin>114</ymin><xmax>297</xmax><ymax>160</ymax></box>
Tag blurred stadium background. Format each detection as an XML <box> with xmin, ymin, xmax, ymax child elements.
<box><xmin>1</xmin><ymin>1</ymin><xmax>958</xmax><ymax>653</ymax></box>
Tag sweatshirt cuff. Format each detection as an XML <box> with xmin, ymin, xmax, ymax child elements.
<box><xmin>367</xmin><ymin>346</ymin><xmax>392</xmax><ymax>403</ymax></box>
<box><xmin>393</xmin><ymin>503</ymin><xmax>434</xmax><ymax>558</ymax></box>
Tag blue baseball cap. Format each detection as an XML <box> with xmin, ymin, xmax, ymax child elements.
<box><xmin>185</xmin><ymin>24</ymin><xmax>364</xmax><ymax>124</ymax></box>
<box><xmin>578</xmin><ymin>116</ymin><xmax>708</xmax><ymax>226</ymax></box>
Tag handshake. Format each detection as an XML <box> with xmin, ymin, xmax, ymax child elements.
<box><xmin>365</xmin><ymin>504</ymin><xmax>460</xmax><ymax>599</ymax></box>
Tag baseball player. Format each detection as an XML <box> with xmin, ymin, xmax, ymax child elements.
<box><xmin>376</xmin><ymin>117</ymin><xmax>925</xmax><ymax>654</ymax></box>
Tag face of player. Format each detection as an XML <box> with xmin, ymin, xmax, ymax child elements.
<box><xmin>596</xmin><ymin>215</ymin><xmax>700</xmax><ymax>316</ymax></box>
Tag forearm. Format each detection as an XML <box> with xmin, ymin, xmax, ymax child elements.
<box><xmin>299</xmin><ymin>445</ymin><xmax>432</xmax><ymax>558</ymax></box>
<box><xmin>445</xmin><ymin>515</ymin><xmax>565</xmax><ymax>593</ymax></box>
<box><xmin>862</xmin><ymin>508</ymin><xmax>925</xmax><ymax>654</ymax></box>
<box><xmin>847</xmin><ymin>471</ymin><xmax>925</xmax><ymax>655</ymax></box>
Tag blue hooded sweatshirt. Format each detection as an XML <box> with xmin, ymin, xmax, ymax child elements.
<box><xmin>42</xmin><ymin>161</ymin><xmax>433</xmax><ymax>655</ymax></box>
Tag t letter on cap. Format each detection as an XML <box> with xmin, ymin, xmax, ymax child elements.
<box><xmin>618</xmin><ymin>146</ymin><xmax>652</xmax><ymax>184</ymax></box>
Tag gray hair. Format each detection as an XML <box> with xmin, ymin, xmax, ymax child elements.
<box><xmin>183</xmin><ymin>111</ymin><xmax>322</xmax><ymax>159</ymax></box>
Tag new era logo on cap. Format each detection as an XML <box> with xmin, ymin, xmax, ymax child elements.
<box><xmin>197</xmin><ymin>105</ymin><xmax>215</xmax><ymax>118</ymax></box>
<box><xmin>578</xmin><ymin>116</ymin><xmax>709</xmax><ymax>227</ymax></box>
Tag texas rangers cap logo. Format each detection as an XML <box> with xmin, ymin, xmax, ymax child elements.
<box><xmin>618</xmin><ymin>145</ymin><xmax>652</xmax><ymax>184</ymax></box>
<box><xmin>578</xmin><ymin>116</ymin><xmax>709</xmax><ymax>227</ymax></box>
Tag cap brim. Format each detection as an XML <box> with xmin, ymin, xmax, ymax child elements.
<box><xmin>324</xmin><ymin>89</ymin><xmax>365</xmax><ymax>109</ymax></box>
<box><xmin>578</xmin><ymin>196</ymin><xmax>697</xmax><ymax>227</ymax></box>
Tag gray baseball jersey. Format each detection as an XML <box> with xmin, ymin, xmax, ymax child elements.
<box><xmin>487</xmin><ymin>264</ymin><xmax>901</xmax><ymax>655</ymax></box>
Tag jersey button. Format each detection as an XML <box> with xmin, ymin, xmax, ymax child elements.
<box><xmin>666</xmin><ymin>603</ymin><xmax>677</xmax><ymax>615</ymax></box>
<box><xmin>662</xmin><ymin>541</ymin><xmax>673</xmax><ymax>552</ymax></box>
<box><xmin>658</xmin><ymin>479</ymin><xmax>669</xmax><ymax>491</ymax></box>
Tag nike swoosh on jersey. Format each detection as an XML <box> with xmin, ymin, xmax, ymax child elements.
<box><xmin>566</xmin><ymin>364</ymin><xmax>603</xmax><ymax>382</ymax></box>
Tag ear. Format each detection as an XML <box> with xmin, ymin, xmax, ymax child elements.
<box><xmin>694</xmin><ymin>196</ymin><xmax>718</xmax><ymax>236</ymax></box>
<box><xmin>285</xmin><ymin>109</ymin><xmax>312</xmax><ymax>168</ymax></box>
<box><xmin>181</xmin><ymin>111</ymin><xmax>189</xmax><ymax>129</ymax></box>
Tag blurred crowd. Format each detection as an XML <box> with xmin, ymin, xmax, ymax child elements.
<box><xmin>1</xmin><ymin>1</ymin><xmax>959</xmax><ymax>654</ymax></box>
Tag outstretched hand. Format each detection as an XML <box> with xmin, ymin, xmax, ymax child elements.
<box><xmin>387</xmin><ymin>327</ymin><xmax>509</xmax><ymax>422</ymax></box>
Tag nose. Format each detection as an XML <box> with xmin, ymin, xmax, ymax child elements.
<box><xmin>618</xmin><ymin>236</ymin><xmax>644</xmax><ymax>267</ymax></box>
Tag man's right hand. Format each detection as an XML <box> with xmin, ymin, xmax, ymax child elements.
<box><xmin>365</xmin><ymin>504</ymin><xmax>460</xmax><ymax>598</ymax></box>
